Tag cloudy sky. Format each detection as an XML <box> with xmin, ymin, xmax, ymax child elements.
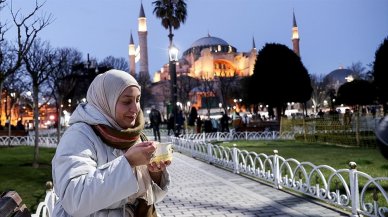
<box><xmin>3</xmin><ymin>0</ymin><xmax>388</xmax><ymax>78</ymax></box>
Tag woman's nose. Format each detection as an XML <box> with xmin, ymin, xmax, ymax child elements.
<box><xmin>129</xmin><ymin>102</ymin><xmax>139</xmax><ymax>113</ymax></box>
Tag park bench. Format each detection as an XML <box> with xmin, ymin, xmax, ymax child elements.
<box><xmin>1</xmin><ymin>181</ymin><xmax>57</xmax><ymax>217</ymax></box>
<box><xmin>31</xmin><ymin>181</ymin><xmax>57</xmax><ymax>217</ymax></box>
<box><xmin>0</xmin><ymin>191</ymin><xmax>31</xmax><ymax>217</ymax></box>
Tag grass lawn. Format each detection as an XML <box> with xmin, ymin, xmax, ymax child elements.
<box><xmin>0</xmin><ymin>146</ymin><xmax>55</xmax><ymax>213</ymax></box>
<box><xmin>215</xmin><ymin>140</ymin><xmax>388</xmax><ymax>178</ymax></box>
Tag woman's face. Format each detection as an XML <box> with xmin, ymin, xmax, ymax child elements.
<box><xmin>115</xmin><ymin>86</ymin><xmax>141</xmax><ymax>129</ymax></box>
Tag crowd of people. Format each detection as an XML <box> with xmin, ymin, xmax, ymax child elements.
<box><xmin>147</xmin><ymin>107</ymin><xmax>276</xmax><ymax>135</ymax></box>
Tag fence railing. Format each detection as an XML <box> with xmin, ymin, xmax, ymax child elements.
<box><xmin>172</xmin><ymin>134</ymin><xmax>388</xmax><ymax>217</ymax></box>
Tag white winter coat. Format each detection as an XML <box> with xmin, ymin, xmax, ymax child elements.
<box><xmin>52</xmin><ymin>104</ymin><xmax>170</xmax><ymax>217</ymax></box>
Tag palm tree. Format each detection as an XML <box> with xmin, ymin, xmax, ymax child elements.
<box><xmin>152</xmin><ymin>0</ymin><xmax>187</xmax><ymax>136</ymax></box>
<box><xmin>152</xmin><ymin>0</ymin><xmax>187</xmax><ymax>46</ymax></box>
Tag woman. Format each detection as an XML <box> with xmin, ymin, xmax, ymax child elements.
<box><xmin>52</xmin><ymin>69</ymin><xmax>171</xmax><ymax>217</ymax></box>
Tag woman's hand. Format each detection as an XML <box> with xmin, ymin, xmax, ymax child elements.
<box><xmin>124</xmin><ymin>141</ymin><xmax>156</xmax><ymax>167</ymax></box>
<box><xmin>148</xmin><ymin>160</ymin><xmax>171</xmax><ymax>185</ymax></box>
<box><xmin>147</xmin><ymin>160</ymin><xmax>171</xmax><ymax>173</ymax></box>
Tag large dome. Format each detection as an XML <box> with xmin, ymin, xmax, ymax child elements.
<box><xmin>182</xmin><ymin>35</ymin><xmax>237</xmax><ymax>57</ymax></box>
<box><xmin>326</xmin><ymin>68</ymin><xmax>354</xmax><ymax>84</ymax></box>
<box><xmin>191</xmin><ymin>36</ymin><xmax>229</xmax><ymax>47</ymax></box>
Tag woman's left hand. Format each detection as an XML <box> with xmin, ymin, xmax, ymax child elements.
<box><xmin>148</xmin><ymin>160</ymin><xmax>171</xmax><ymax>173</ymax></box>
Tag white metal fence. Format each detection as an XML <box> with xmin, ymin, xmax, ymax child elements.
<box><xmin>172</xmin><ymin>132</ymin><xmax>388</xmax><ymax>217</ymax></box>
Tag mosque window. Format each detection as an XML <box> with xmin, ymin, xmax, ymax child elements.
<box><xmin>218</xmin><ymin>45</ymin><xmax>221</xmax><ymax>51</ymax></box>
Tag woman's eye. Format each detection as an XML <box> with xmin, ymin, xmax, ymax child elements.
<box><xmin>122</xmin><ymin>100</ymin><xmax>132</xmax><ymax>105</ymax></box>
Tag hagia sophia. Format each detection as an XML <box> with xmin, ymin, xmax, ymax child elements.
<box><xmin>128</xmin><ymin>3</ymin><xmax>304</xmax><ymax>116</ymax></box>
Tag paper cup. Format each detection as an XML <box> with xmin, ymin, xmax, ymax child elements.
<box><xmin>150</xmin><ymin>142</ymin><xmax>173</xmax><ymax>163</ymax></box>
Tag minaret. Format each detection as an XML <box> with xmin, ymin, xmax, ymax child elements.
<box><xmin>138</xmin><ymin>2</ymin><xmax>149</xmax><ymax>78</ymax></box>
<box><xmin>249</xmin><ymin>36</ymin><xmax>257</xmax><ymax>76</ymax></box>
<box><xmin>292</xmin><ymin>10</ymin><xmax>300</xmax><ymax>57</ymax></box>
<box><xmin>128</xmin><ymin>32</ymin><xmax>136</xmax><ymax>76</ymax></box>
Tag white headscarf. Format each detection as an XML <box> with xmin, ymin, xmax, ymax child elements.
<box><xmin>86</xmin><ymin>69</ymin><xmax>141</xmax><ymax>130</ymax></box>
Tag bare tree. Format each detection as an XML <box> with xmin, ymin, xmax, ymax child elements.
<box><xmin>216</xmin><ymin>72</ymin><xmax>238</xmax><ymax>113</ymax></box>
<box><xmin>0</xmin><ymin>1</ymin><xmax>52</xmax><ymax>108</ymax></box>
<box><xmin>48</xmin><ymin>47</ymin><xmax>83</xmax><ymax>142</ymax></box>
<box><xmin>3</xmin><ymin>68</ymin><xmax>30</xmax><ymax>135</ymax></box>
<box><xmin>200</xmin><ymin>76</ymin><xmax>218</xmax><ymax>118</ymax></box>
<box><xmin>177</xmin><ymin>75</ymin><xmax>199</xmax><ymax>105</ymax></box>
<box><xmin>100</xmin><ymin>56</ymin><xmax>128</xmax><ymax>72</ymax></box>
<box><xmin>347</xmin><ymin>61</ymin><xmax>367</xmax><ymax>80</ymax></box>
<box><xmin>136</xmin><ymin>72</ymin><xmax>153</xmax><ymax>110</ymax></box>
<box><xmin>309</xmin><ymin>74</ymin><xmax>327</xmax><ymax>112</ymax></box>
<box><xmin>0</xmin><ymin>0</ymin><xmax>9</xmax><ymax>42</ymax></box>
<box><xmin>23</xmin><ymin>39</ymin><xmax>56</xmax><ymax>168</ymax></box>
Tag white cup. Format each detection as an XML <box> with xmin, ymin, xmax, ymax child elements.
<box><xmin>150</xmin><ymin>142</ymin><xmax>173</xmax><ymax>163</ymax></box>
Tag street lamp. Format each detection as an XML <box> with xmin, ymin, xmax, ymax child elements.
<box><xmin>169</xmin><ymin>44</ymin><xmax>179</xmax><ymax>136</ymax></box>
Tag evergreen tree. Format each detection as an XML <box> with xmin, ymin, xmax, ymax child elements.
<box><xmin>372</xmin><ymin>37</ymin><xmax>388</xmax><ymax>114</ymax></box>
<box><xmin>247</xmin><ymin>43</ymin><xmax>312</xmax><ymax>119</ymax></box>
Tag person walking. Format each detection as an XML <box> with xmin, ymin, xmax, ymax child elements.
<box><xmin>220</xmin><ymin>112</ymin><xmax>230</xmax><ymax>132</ymax></box>
<box><xmin>149</xmin><ymin>105</ymin><xmax>162</xmax><ymax>142</ymax></box>
<box><xmin>196</xmin><ymin>115</ymin><xmax>202</xmax><ymax>133</ymax></box>
<box><xmin>167</xmin><ymin>113</ymin><xmax>174</xmax><ymax>136</ymax></box>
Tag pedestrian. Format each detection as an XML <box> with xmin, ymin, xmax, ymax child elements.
<box><xmin>167</xmin><ymin>113</ymin><xmax>174</xmax><ymax>136</ymax></box>
<box><xmin>149</xmin><ymin>105</ymin><xmax>162</xmax><ymax>142</ymax></box>
<box><xmin>175</xmin><ymin>109</ymin><xmax>185</xmax><ymax>135</ymax></box>
<box><xmin>51</xmin><ymin>69</ymin><xmax>171</xmax><ymax>217</ymax></box>
<box><xmin>196</xmin><ymin>115</ymin><xmax>202</xmax><ymax>133</ymax></box>
<box><xmin>232</xmin><ymin>112</ymin><xmax>243</xmax><ymax>131</ymax></box>
<box><xmin>220</xmin><ymin>112</ymin><xmax>230</xmax><ymax>132</ymax></box>
<box><xmin>317</xmin><ymin>109</ymin><xmax>324</xmax><ymax>118</ymax></box>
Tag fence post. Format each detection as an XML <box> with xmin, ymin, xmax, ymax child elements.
<box><xmin>349</xmin><ymin>162</ymin><xmax>360</xmax><ymax>217</ymax></box>
<box><xmin>203</xmin><ymin>132</ymin><xmax>206</xmax><ymax>143</ymax></box>
<box><xmin>232</xmin><ymin>144</ymin><xmax>239</xmax><ymax>174</ymax></box>
<box><xmin>207</xmin><ymin>143</ymin><xmax>213</xmax><ymax>164</ymax></box>
<box><xmin>217</xmin><ymin>132</ymin><xmax>219</xmax><ymax>141</ymax></box>
<box><xmin>273</xmin><ymin>150</ymin><xmax>281</xmax><ymax>189</ymax></box>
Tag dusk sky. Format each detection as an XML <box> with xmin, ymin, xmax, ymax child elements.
<box><xmin>3</xmin><ymin>0</ymin><xmax>388</xmax><ymax>78</ymax></box>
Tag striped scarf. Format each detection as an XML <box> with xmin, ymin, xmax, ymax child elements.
<box><xmin>92</xmin><ymin>110</ymin><xmax>147</xmax><ymax>149</ymax></box>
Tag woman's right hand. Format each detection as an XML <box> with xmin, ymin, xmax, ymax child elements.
<box><xmin>124</xmin><ymin>141</ymin><xmax>156</xmax><ymax>167</ymax></box>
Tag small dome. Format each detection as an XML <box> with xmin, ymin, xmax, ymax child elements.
<box><xmin>191</xmin><ymin>36</ymin><xmax>229</xmax><ymax>47</ymax></box>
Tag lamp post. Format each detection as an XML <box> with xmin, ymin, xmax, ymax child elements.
<box><xmin>169</xmin><ymin>44</ymin><xmax>179</xmax><ymax>136</ymax></box>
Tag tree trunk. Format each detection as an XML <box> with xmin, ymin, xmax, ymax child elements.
<box><xmin>355</xmin><ymin>105</ymin><xmax>360</xmax><ymax>146</ymax></box>
<box><xmin>32</xmin><ymin>85</ymin><xmax>40</xmax><ymax>168</ymax></box>
<box><xmin>56</xmin><ymin>99</ymin><xmax>62</xmax><ymax>145</ymax></box>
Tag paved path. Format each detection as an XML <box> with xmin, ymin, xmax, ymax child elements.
<box><xmin>156</xmin><ymin>152</ymin><xmax>350</xmax><ymax>217</ymax></box>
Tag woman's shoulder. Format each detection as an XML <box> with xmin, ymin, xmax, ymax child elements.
<box><xmin>59</xmin><ymin>123</ymin><xmax>98</xmax><ymax>147</ymax></box>
<box><xmin>63</xmin><ymin>122</ymin><xmax>94</xmax><ymax>136</ymax></box>
<box><xmin>56</xmin><ymin>123</ymin><xmax>102</xmax><ymax>156</ymax></box>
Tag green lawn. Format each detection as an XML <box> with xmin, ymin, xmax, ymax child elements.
<box><xmin>0</xmin><ymin>146</ymin><xmax>55</xmax><ymax>213</ymax></box>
